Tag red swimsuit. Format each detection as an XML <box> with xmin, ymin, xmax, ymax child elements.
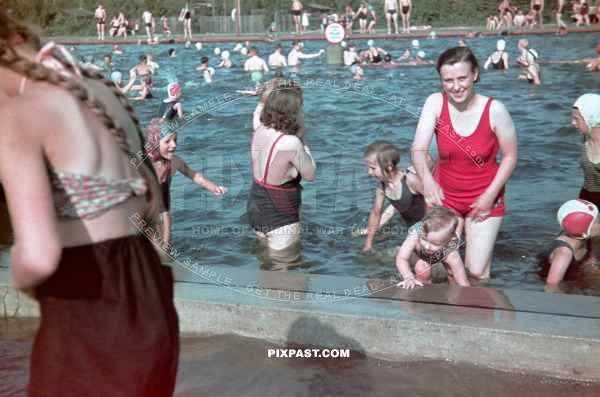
<box><xmin>433</xmin><ymin>93</ymin><xmax>505</xmax><ymax>217</ymax></box>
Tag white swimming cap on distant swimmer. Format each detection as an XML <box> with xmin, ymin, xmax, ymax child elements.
<box><xmin>185</xmin><ymin>41</ymin><xmax>192</xmax><ymax>48</ymax></box>
<box><xmin>367</xmin><ymin>39</ymin><xmax>374</xmax><ymax>47</ymax></box>
<box><xmin>557</xmin><ymin>199</ymin><xmax>598</xmax><ymax>238</ymax></box>
<box><xmin>341</xmin><ymin>41</ymin><xmax>347</xmax><ymax>48</ymax></box>
<box><xmin>195</xmin><ymin>42</ymin><xmax>203</xmax><ymax>50</ymax></box>
<box><xmin>417</xmin><ymin>50</ymin><xmax>426</xmax><ymax>58</ymax></box>
<box><xmin>496</xmin><ymin>39</ymin><xmax>506</xmax><ymax>51</ymax></box>
<box><xmin>233</xmin><ymin>43</ymin><xmax>243</xmax><ymax>52</ymax></box>
<box><xmin>574</xmin><ymin>94</ymin><xmax>600</xmax><ymax>128</ymax></box>
<box><xmin>221</xmin><ymin>50</ymin><xmax>230</xmax><ymax>59</ymax></box>
<box><xmin>411</xmin><ymin>39</ymin><xmax>420</xmax><ymax>48</ymax></box>
<box><xmin>214</xmin><ymin>47</ymin><xmax>221</xmax><ymax>55</ymax></box>
<box><xmin>240</xmin><ymin>47</ymin><xmax>248</xmax><ymax>56</ymax></box>
<box><xmin>529</xmin><ymin>49</ymin><xmax>539</xmax><ymax>59</ymax></box>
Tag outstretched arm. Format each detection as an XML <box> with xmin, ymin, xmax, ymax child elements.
<box><xmin>172</xmin><ymin>155</ymin><xmax>227</xmax><ymax>195</ymax></box>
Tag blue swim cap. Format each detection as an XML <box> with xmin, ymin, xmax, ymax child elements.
<box><xmin>251</xmin><ymin>71</ymin><xmax>263</xmax><ymax>83</ymax></box>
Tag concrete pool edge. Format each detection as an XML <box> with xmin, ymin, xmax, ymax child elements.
<box><xmin>1</xmin><ymin>268</ymin><xmax>599</xmax><ymax>381</ymax></box>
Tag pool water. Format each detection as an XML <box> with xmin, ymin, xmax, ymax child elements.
<box><xmin>68</xmin><ymin>34</ymin><xmax>600</xmax><ymax>294</ymax></box>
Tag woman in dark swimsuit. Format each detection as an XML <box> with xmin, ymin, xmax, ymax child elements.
<box><xmin>400</xmin><ymin>0</ymin><xmax>412</xmax><ymax>33</ymax></box>
<box><xmin>357</xmin><ymin>3</ymin><xmax>368</xmax><ymax>33</ymax></box>
<box><xmin>291</xmin><ymin>0</ymin><xmax>304</xmax><ymax>34</ymax></box>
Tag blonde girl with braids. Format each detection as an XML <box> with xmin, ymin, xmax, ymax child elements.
<box><xmin>0</xmin><ymin>12</ymin><xmax>179</xmax><ymax>396</ymax></box>
<box><xmin>362</xmin><ymin>140</ymin><xmax>428</xmax><ymax>253</ymax></box>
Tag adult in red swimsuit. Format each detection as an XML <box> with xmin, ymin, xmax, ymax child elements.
<box><xmin>411</xmin><ymin>47</ymin><xmax>518</xmax><ymax>280</ymax></box>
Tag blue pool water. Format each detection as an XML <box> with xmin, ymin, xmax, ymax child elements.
<box><xmin>71</xmin><ymin>33</ymin><xmax>600</xmax><ymax>294</ymax></box>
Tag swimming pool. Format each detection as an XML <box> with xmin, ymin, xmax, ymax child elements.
<box><xmin>66</xmin><ymin>33</ymin><xmax>600</xmax><ymax>294</ymax></box>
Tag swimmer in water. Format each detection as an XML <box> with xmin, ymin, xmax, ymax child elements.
<box><xmin>130</xmin><ymin>73</ymin><xmax>153</xmax><ymax>101</ymax></box>
<box><xmin>244</xmin><ymin>47</ymin><xmax>269</xmax><ymax>73</ymax></box>
<box><xmin>110</xmin><ymin>70</ymin><xmax>136</xmax><ymax>94</ymax></box>
<box><xmin>362</xmin><ymin>141</ymin><xmax>428</xmax><ymax>253</ymax></box>
<box><xmin>158</xmin><ymin>82</ymin><xmax>184</xmax><ymax>121</ymax></box>
<box><xmin>168</xmin><ymin>48</ymin><xmax>176</xmax><ymax>58</ymax></box>
<box><xmin>585</xmin><ymin>44</ymin><xmax>600</xmax><ymax>71</ymax></box>
<box><xmin>516</xmin><ymin>39</ymin><xmax>541</xmax><ymax>84</ymax></box>
<box><xmin>112</xmin><ymin>44</ymin><xmax>123</xmax><ymax>55</ymax></box>
<box><xmin>218</xmin><ymin>50</ymin><xmax>232</xmax><ymax>68</ymax></box>
<box><xmin>130</xmin><ymin>54</ymin><xmax>153</xmax><ymax>77</ymax></box>
<box><xmin>344</xmin><ymin>43</ymin><xmax>359</xmax><ymax>66</ymax></box>
<box><xmin>146</xmin><ymin>120</ymin><xmax>227</xmax><ymax>246</ymax></box>
<box><xmin>395</xmin><ymin>206</ymin><xmax>470</xmax><ymax>289</ymax></box>
<box><xmin>544</xmin><ymin>199</ymin><xmax>600</xmax><ymax>290</ymax></box>
<box><xmin>483</xmin><ymin>39</ymin><xmax>509</xmax><ymax>70</ymax></box>
<box><xmin>351</xmin><ymin>61</ymin><xmax>364</xmax><ymax>79</ymax></box>
<box><xmin>366</xmin><ymin>40</ymin><xmax>387</xmax><ymax>64</ymax></box>
<box><xmin>287</xmin><ymin>41</ymin><xmax>324</xmax><ymax>67</ymax></box>
<box><xmin>197</xmin><ymin>56</ymin><xmax>216</xmax><ymax>83</ymax></box>
<box><xmin>268</xmin><ymin>44</ymin><xmax>288</xmax><ymax>67</ymax></box>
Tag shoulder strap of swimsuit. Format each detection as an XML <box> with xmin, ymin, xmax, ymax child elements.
<box><xmin>482</xmin><ymin>96</ymin><xmax>494</xmax><ymax>128</ymax></box>
<box><xmin>263</xmin><ymin>133</ymin><xmax>286</xmax><ymax>183</ymax></box>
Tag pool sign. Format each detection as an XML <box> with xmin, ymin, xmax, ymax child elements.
<box><xmin>325</xmin><ymin>23</ymin><xmax>345</xmax><ymax>45</ymax></box>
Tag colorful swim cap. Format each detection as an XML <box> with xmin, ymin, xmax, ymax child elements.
<box><xmin>110</xmin><ymin>71</ymin><xmax>122</xmax><ymax>84</ymax></box>
<box><xmin>167</xmin><ymin>82</ymin><xmax>181</xmax><ymax>99</ymax></box>
<box><xmin>214</xmin><ymin>47</ymin><xmax>221</xmax><ymax>55</ymax></box>
<box><xmin>557</xmin><ymin>199</ymin><xmax>598</xmax><ymax>238</ymax></box>
<box><xmin>251</xmin><ymin>71</ymin><xmax>263</xmax><ymax>83</ymax></box>
<box><xmin>411</xmin><ymin>39</ymin><xmax>420</xmax><ymax>49</ymax></box>
<box><xmin>496</xmin><ymin>39</ymin><xmax>506</xmax><ymax>51</ymax></box>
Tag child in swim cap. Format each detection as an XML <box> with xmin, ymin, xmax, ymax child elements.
<box><xmin>395</xmin><ymin>206</ymin><xmax>470</xmax><ymax>289</ymax></box>
<box><xmin>544</xmin><ymin>199</ymin><xmax>600</xmax><ymax>287</ymax></box>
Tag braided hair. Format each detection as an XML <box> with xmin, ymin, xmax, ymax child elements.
<box><xmin>0</xmin><ymin>10</ymin><xmax>162</xmax><ymax>224</ymax></box>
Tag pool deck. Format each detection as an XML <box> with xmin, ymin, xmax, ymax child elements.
<box><xmin>1</xmin><ymin>261</ymin><xmax>600</xmax><ymax>382</ymax></box>
<box><xmin>45</xmin><ymin>25</ymin><xmax>600</xmax><ymax>45</ymax></box>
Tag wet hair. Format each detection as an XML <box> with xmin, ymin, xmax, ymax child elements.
<box><xmin>384</xmin><ymin>53</ymin><xmax>392</xmax><ymax>62</ymax></box>
<box><xmin>249</xmin><ymin>46</ymin><xmax>259</xmax><ymax>55</ymax></box>
<box><xmin>363</xmin><ymin>140</ymin><xmax>400</xmax><ymax>182</ymax></box>
<box><xmin>201</xmin><ymin>56</ymin><xmax>209</xmax><ymax>64</ymax></box>
<box><xmin>259</xmin><ymin>81</ymin><xmax>303</xmax><ymax>135</ymax></box>
<box><xmin>104</xmin><ymin>53</ymin><xmax>112</xmax><ymax>62</ymax></box>
<box><xmin>436</xmin><ymin>46</ymin><xmax>480</xmax><ymax>83</ymax></box>
<box><xmin>168</xmin><ymin>48</ymin><xmax>175</xmax><ymax>56</ymax></box>
<box><xmin>0</xmin><ymin>9</ymin><xmax>161</xmax><ymax>222</ymax></box>
<box><xmin>421</xmin><ymin>206</ymin><xmax>459</xmax><ymax>237</ymax></box>
<box><xmin>138</xmin><ymin>54</ymin><xmax>147</xmax><ymax>63</ymax></box>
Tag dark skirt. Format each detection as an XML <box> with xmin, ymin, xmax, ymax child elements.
<box><xmin>28</xmin><ymin>234</ymin><xmax>179</xmax><ymax>397</ymax></box>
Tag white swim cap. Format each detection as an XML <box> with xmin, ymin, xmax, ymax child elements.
<box><xmin>299</xmin><ymin>42</ymin><xmax>304</xmax><ymax>48</ymax></box>
<box><xmin>221</xmin><ymin>50</ymin><xmax>230</xmax><ymax>59</ymax></box>
<box><xmin>195</xmin><ymin>42</ymin><xmax>203</xmax><ymax>50</ymax></box>
<box><xmin>417</xmin><ymin>50</ymin><xmax>426</xmax><ymax>58</ymax></box>
<box><xmin>214</xmin><ymin>47</ymin><xmax>221</xmax><ymax>55</ymax></box>
<box><xmin>233</xmin><ymin>43</ymin><xmax>243</xmax><ymax>52</ymax></box>
<box><xmin>110</xmin><ymin>71</ymin><xmax>122</xmax><ymax>83</ymax></box>
<box><xmin>529</xmin><ymin>49</ymin><xmax>539</xmax><ymax>59</ymax></box>
<box><xmin>185</xmin><ymin>41</ymin><xmax>191</xmax><ymax>48</ymax></box>
<box><xmin>367</xmin><ymin>39</ymin><xmax>374</xmax><ymax>47</ymax></box>
<box><xmin>574</xmin><ymin>93</ymin><xmax>600</xmax><ymax>128</ymax></box>
<box><xmin>240</xmin><ymin>47</ymin><xmax>248</xmax><ymax>56</ymax></box>
<box><xmin>341</xmin><ymin>41</ymin><xmax>347</xmax><ymax>48</ymax></box>
<box><xmin>558</xmin><ymin>199</ymin><xmax>598</xmax><ymax>238</ymax></box>
<box><xmin>429</xmin><ymin>31</ymin><xmax>437</xmax><ymax>38</ymax></box>
<box><xmin>411</xmin><ymin>39</ymin><xmax>420</xmax><ymax>48</ymax></box>
<box><xmin>496</xmin><ymin>39</ymin><xmax>506</xmax><ymax>51</ymax></box>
